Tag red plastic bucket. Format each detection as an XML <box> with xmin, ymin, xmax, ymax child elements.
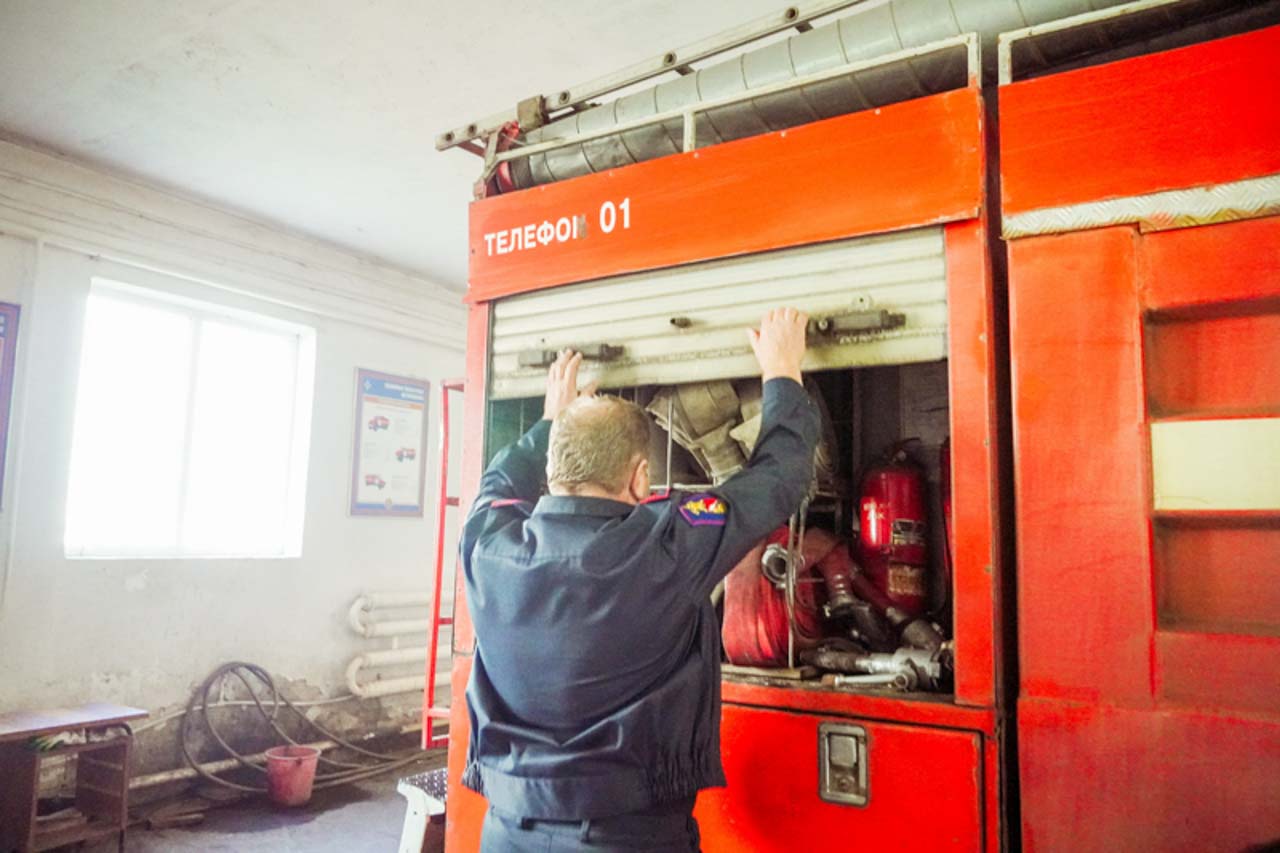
<box><xmin>265</xmin><ymin>745</ymin><xmax>320</xmax><ymax>806</ymax></box>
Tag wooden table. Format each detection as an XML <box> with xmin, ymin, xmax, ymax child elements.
<box><xmin>0</xmin><ymin>703</ymin><xmax>147</xmax><ymax>852</ymax></box>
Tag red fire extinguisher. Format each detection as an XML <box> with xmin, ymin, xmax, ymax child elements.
<box><xmin>857</xmin><ymin>442</ymin><xmax>929</xmax><ymax>619</ymax></box>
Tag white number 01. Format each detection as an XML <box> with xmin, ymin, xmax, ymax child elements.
<box><xmin>599</xmin><ymin>197</ymin><xmax>631</xmax><ymax>234</ymax></box>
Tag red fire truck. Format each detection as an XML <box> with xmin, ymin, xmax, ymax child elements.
<box><xmin>424</xmin><ymin>1</ymin><xmax>1280</xmax><ymax>849</ymax></box>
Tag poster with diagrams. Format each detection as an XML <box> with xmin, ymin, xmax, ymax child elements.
<box><xmin>350</xmin><ymin>368</ymin><xmax>430</xmax><ymax>517</ymax></box>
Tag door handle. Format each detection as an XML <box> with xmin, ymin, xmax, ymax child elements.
<box><xmin>807</xmin><ymin>309</ymin><xmax>905</xmax><ymax>339</ymax></box>
<box><xmin>517</xmin><ymin>343</ymin><xmax>624</xmax><ymax>368</ymax></box>
<box><xmin>818</xmin><ymin>721</ymin><xmax>869</xmax><ymax>806</ymax></box>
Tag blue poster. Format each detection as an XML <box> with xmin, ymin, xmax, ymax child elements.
<box><xmin>350</xmin><ymin>368</ymin><xmax>430</xmax><ymax>517</ymax></box>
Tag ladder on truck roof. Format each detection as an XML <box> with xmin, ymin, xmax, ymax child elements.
<box><xmin>423</xmin><ymin>378</ymin><xmax>464</xmax><ymax>750</ymax></box>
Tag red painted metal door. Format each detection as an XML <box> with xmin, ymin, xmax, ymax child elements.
<box><xmin>1009</xmin><ymin>217</ymin><xmax>1280</xmax><ymax>852</ymax></box>
<box><xmin>1002</xmin><ymin>27</ymin><xmax>1280</xmax><ymax>851</ymax></box>
<box><xmin>696</xmin><ymin>704</ymin><xmax>984</xmax><ymax>851</ymax></box>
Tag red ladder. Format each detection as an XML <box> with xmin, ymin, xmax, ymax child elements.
<box><xmin>423</xmin><ymin>378</ymin><xmax>464</xmax><ymax>749</ymax></box>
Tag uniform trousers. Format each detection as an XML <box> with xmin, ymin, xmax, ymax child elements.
<box><xmin>479</xmin><ymin>797</ymin><xmax>700</xmax><ymax>852</ymax></box>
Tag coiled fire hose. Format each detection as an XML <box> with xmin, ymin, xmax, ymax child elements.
<box><xmin>179</xmin><ymin>662</ymin><xmax>421</xmax><ymax>793</ymax></box>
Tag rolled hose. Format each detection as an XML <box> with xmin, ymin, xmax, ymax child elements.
<box><xmin>179</xmin><ymin>662</ymin><xmax>421</xmax><ymax>793</ymax></box>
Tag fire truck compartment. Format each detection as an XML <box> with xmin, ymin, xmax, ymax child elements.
<box><xmin>481</xmin><ymin>222</ymin><xmax>967</xmax><ymax>702</ymax></box>
<box><xmin>485</xmin><ymin>352</ymin><xmax>958</xmax><ymax>704</ymax></box>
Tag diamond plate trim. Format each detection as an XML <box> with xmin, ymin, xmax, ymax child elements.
<box><xmin>399</xmin><ymin>766</ymin><xmax>449</xmax><ymax>805</ymax></box>
<box><xmin>1003</xmin><ymin>173</ymin><xmax>1280</xmax><ymax>238</ymax></box>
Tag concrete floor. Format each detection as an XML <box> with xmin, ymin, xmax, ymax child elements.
<box><xmin>89</xmin><ymin>754</ymin><xmax>445</xmax><ymax>853</ymax></box>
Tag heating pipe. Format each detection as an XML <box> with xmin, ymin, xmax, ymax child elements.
<box><xmin>348</xmin><ymin>591</ymin><xmax>434</xmax><ymax>638</ymax></box>
<box><xmin>345</xmin><ymin>646</ymin><xmax>451</xmax><ymax>700</ymax></box>
<box><xmin>346</xmin><ymin>591</ymin><xmax>450</xmax><ymax>699</ymax></box>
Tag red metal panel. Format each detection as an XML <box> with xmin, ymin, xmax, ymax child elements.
<box><xmin>443</xmin><ymin>306</ymin><xmax>490</xmax><ymax>851</ymax></box>
<box><xmin>444</xmin><ymin>658</ymin><xmax>486</xmax><ymax>853</ymax></box>
<box><xmin>983</xmin><ymin>734</ymin><xmax>1000</xmax><ymax>853</ymax></box>
<box><xmin>1001</xmin><ymin>25</ymin><xmax>1280</xmax><ymax>215</ymax></box>
<box><xmin>468</xmin><ymin>87</ymin><xmax>984</xmax><ymax>301</ymax></box>
<box><xmin>1008</xmin><ymin>226</ymin><xmax>1154</xmax><ymax>705</ymax></box>
<box><xmin>1155</xmin><ymin>630</ymin><xmax>1280</xmax><ymax>715</ymax></box>
<box><xmin>1018</xmin><ymin>697</ymin><xmax>1280</xmax><ymax>852</ymax></box>
<box><xmin>450</xmin><ymin>304</ymin><xmax>490</xmax><ymax>656</ymax></box>
<box><xmin>696</xmin><ymin>704</ymin><xmax>983</xmax><ymax>852</ymax></box>
<box><xmin>944</xmin><ymin>221</ymin><xmax>1000</xmax><ymax>708</ymax></box>
<box><xmin>1140</xmin><ymin>214</ymin><xmax>1280</xmax><ymax>312</ymax></box>
<box><xmin>1145</xmin><ymin>309</ymin><xmax>1280</xmax><ymax>419</ymax></box>
<box><xmin>1011</xmin><ymin>212</ymin><xmax>1280</xmax><ymax>848</ymax></box>
<box><xmin>1155</xmin><ymin>515</ymin><xmax>1280</xmax><ymax>635</ymax></box>
<box><xmin>721</xmin><ymin>680</ymin><xmax>995</xmax><ymax>733</ymax></box>
<box><xmin>1139</xmin><ymin>216</ymin><xmax>1280</xmax><ymax>713</ymax></box>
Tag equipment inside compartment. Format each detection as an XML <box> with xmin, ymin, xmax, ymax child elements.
<box><xmin>484</xmin><ymin>359</ymin><xmax>955</xmax><ymax>697</ymax></box>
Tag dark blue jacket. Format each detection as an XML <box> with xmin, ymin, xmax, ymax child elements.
<box><xmin>460</xmin><ymin>377</ymin><xmax>819</xmax><ymax>820</ymax></box>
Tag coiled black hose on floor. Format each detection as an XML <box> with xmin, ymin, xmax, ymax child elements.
<box><xmin>179</xmin><ymin>661</ymin><xmax>422</xmax><ymax>793</ymax></box>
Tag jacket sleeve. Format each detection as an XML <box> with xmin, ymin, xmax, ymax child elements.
<box><xmin>461</xmin><ymin>419</ymin><xmax>551</xmax><ymax>551</ymax></box>
<box><xmin>666</xmin><ymin>377</ymin><xmax>821</xmax><ymax>601</ymax></box>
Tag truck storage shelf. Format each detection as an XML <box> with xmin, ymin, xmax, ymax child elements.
<box><xmin>722</xmin><ymin>678</ymin><xmax>994</xmax><ymax>733</ymax></box>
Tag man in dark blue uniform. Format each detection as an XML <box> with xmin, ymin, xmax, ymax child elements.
<box><xmin>462</xmin><ymin>307</ymin><xmax>819</xmax><ymax>851</ymax></box>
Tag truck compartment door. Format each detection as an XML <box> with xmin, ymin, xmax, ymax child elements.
<box><xmin>488</xmin><ymin>226</ymin><xmax>948</xmax><ymax>399</ymax></box>
<box><xmin>696</xmin><ymin>703</ymin><xmax>983</xmax><ymax>852</ymax></box>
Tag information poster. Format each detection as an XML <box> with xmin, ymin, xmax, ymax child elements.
<box><xmin>350</xmin><ymin>369</ymin><xmax>430</xmax><ymax>517</ymax></box>
<box><xmin>0</xmin><ymin>303</ymin><xmax>18</xmax><ymax>511</ymax></box>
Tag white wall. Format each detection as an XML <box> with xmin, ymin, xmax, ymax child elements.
<box><xmin>0</xmin><ymin>141</ymin><xmax>467</xmax><ymax>757</ymax></box>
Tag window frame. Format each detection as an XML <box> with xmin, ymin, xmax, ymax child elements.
<box><xmin>64</xmin><ymin>277</ymin><xmax>316</xmax><ymax>560</ymax></box>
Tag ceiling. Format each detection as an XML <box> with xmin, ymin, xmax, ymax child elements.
<box><xmin>0</xmin><ymin>0</ymin><xmax>790</xmax><ymax>291</ymax></box>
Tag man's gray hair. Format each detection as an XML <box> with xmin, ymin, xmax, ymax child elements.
<box><xmin>548</xmin><ymin>395</ymin><xmax>650</xmax><ymax>493</ymax></box>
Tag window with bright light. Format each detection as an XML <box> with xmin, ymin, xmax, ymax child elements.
<box><xmin>65</xmin><ymin>279</ymin><xmax>316</xmax><ymax>558</ymax></box>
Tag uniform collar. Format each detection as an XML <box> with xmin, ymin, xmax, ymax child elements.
<box><xmin>534</xmin><ymin>495</ymin><xmax>634</xmax><ymax>518</ymax></box>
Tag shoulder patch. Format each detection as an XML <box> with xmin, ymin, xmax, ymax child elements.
<box><xmin>678</xmin><ymin>493</ymin><xmax>728</xmax><ymax>527</ymax></box>
<box><xmin>489</xmin><ymin>498</ymin><xmax>529</xmax><ymax>509</ymax></box>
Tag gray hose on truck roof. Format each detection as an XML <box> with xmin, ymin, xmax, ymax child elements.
<box><xmin>509</xmin><ymin>0</ymin><xmax>1262</xmax><ymax>189</ymax></box>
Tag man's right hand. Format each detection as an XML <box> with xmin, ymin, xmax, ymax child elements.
<box><xmin>747</xmin><ymin>307</ymin><xmax>808</xmax><ymax>383</ymax></box>
<box><xmin>543</xmin><ymin>349</ymin><xmax>597</xmax><ymax>421</ymax></box>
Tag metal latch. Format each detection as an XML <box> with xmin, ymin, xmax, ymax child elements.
<box><xmin>818</xmin><ymin>722</ymin><xmax>868</xmax><ymax>806</ymax></box>
<box><xmin>517</xmin><ymin>343</ymin><xmax>624</xmax><ymax>369</ymax></box>
<box><xmin>807</xmin><ymin>309</ymin><xmax>905</xmax><ymax>338</ymax></box>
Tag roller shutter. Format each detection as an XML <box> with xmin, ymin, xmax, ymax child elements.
<box><xmin>489</xmin><ymin>226</ymin><xmax>947</xmax><ymax>399</ymax></box>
